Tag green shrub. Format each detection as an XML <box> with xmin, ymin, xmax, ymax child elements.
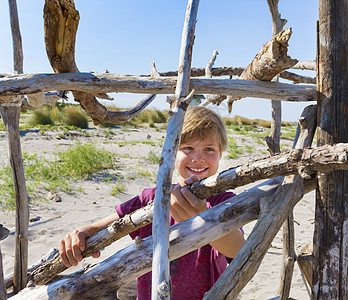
<box><xmin>62</xmin><ymin>106</ymin><xmax>89</xmax><ymax>129</ymax></box>
<box><xmin>0</xmin><ymin>142</ymin><xmax>117</xmax><ymax>210</ymax></box>
<box><xmin>28</xmin><ymin>106</ymin><xmax>54</xmax><ymax>126</ymax></box>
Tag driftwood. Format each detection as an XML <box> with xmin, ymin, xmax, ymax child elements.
<box><xmin>152</xmin><ymin>1</ymin><xmax>198</xmax><ymax>298</ymax></box>
<box><xmin>4</xmin><ymin>0</ymin><xmax>30</xmax><ymax>294</ymax></box>
<box><xmin>0</xmin><ymin>246</ymin><xmax>6</xmax><ymax>300</ymax></box>
<box><xmin>297</xmin><ymin>243</ymin><xmax>313</xmax><ymax>288</ymax></box>
<box><xmin>1</xmin><ymin>104</ymin><xmax>30</xmax><ymax>293</ymax></box>
<box><xmin>239</xmin><ymin>28</ymin><xmax>297</xmax><ymax>81</ymax></box>
<box><xmin>204</xmin><ymin>28</ymin><xmax>298</xmax><ymax>111</ymax></box>
<box><xmin>292</xmin><ymin>60</ymin><xmax>316</xmax><ymax>70</ymax></box>
<box><xmin>278</xmin><ymin>104</ymin><xmax>316</xmax><ymax>299</ymax></box>
<box><xmin>203</xmin><ymin>103</ymin><xmax>315</xmax><ymax>299</ymax></box>
<box><xmin>27</xmin><ymin>139</ymin><xmax>348</xmax><ymax>287</ymax></box>
<box><xmin>43</xmin><ymin>0</ymin><xmax>155</xmax><ymax>125</ymax></box>
<box><xmin>313</xmin><ymin>1</ymin><xmax>348</xmax><ymax>298</ymax></box>
<box><xmin>11</xmin><ymin>176</ymin><xmax>317</xmax><ymax>299</ymax></box>
<box><xmin>0</xmin><ymin>73</ymin><xmax>317</xmax><ymax>103</ymax></box>
<box><xmin>6</xmin><ymin>248</ymin><xmax>59</xmax><ymax>289</ymax></box>
<box><xmin>264</xmin><ymin>0</ymin><xmax>287</xmax><ymax>156</ymax></box>
<box><xmin>204</xmin><ymin>176</ymin><xmax>304</xmax><ymax>300</ymax></box>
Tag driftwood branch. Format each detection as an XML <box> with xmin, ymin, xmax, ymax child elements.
<box><xmin>31</xmin><ymin>140</ymin><xmax>348</xmax><ymax>287</ymax></box>
<box><xmin>43</xmin><ymin>0</ymin><xmax>154</xmax><ymax>125</ymax></box>
<box><xmin>152</xmin><ymin>1</ymin><xmax>198</xmax><ymax>298</ymax></box>
<box><xmin>0</xmin><ymin>73</ymin><xmax>317</xmax><ymax>103</ymax></box>
<box><xmin>239</xmin><ymin>28</ymin><xmax>297</xmax><ymax>81</ymax></box>
<box><xmin>205</xmin><ymin>175</ymin><xmax>304</xmax><ymax>300</ymax></box>
<box><xmin>292</xmin><ymin>60</ymin><xmax>316</xmax><ymax>70</ymax></box>
<box><xmin>0</xmin><ymin>246</ymin><xmax>6</xmax><ymax>300</ymax></box>
<box><xmin>11</xmin><ymin>176</ymin><xmax>317</xmax><ymax>299</ymax></box>
<box><xmin>278</xmin><ymin>105</ymin><xmax>316</xmax><ymax>299</ymax></box>
<box><xmin>204</xmin><ymin>104</ymin><xmax>316</xmax><ymax>299</ymax></box>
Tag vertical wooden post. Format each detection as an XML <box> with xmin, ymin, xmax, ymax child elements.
<box><xmin>5</xmin><ymin>0</ymin><xmax>29</xmax><ymax>294</ymax></box>
<box><xmin>313</xmin><ymin>0</ymin><xmax>348</xmax><ymax>298</ymax></box>
<box><xmin>266</xmin><ymin>0</ymin><xmax>287</xmax><ymax>155</ymax></box>
<box><xmin>0</xmin><ymin>246</ymin><xmax>7</xmax><ymax>300</ymax></box>
<box><xmin>151</xmin><ymin>1</ymin><xmax>199</xmax><ymax>299</ymax></box>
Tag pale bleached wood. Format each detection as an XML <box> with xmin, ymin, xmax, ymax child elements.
<box><xmin>204</xmin><ymin>105</ymin><xmax>316</xmax><ymax>299</ymax></box>
<box><xmin>29</xmin><ymin>202</ymin><xmax>154</xmax><ymax>285</ymax></box>
<box><xmin>0</xmin><ymin>73</ymin><xmax>317</xmax><ymax>103</ymax></box>
<box><xmin>268</xmin><ymin>1</ymin><xmax>293</xmax><ymax>294</ymax></box>
<box><xmin>205</xmin><ymin>176</ymin><xmax>304</xmax><ymax>300</ymax></box>
<box><xmin>152</xmin><ymin>1</ymin><xmax>199</xmax><ymax>298</ymax></box>
<box><xmin>145</xmin><ymin>60</ymin><xmax>315</xmax><ymax>77</ymax></box>
<box><xmin>8</xmin><ymin>0</ymin><xmax>23</xmax><ymax>75</ymax></box>
<box><xmin>280</xmin><ymin>70</ymin><xmax>316</xmax><ymax>84</ymax></box>
<box><xmin>0</xmin><ymin>246</ymin><xmax>6</xmax><ymax>300</ymax></box>
<box><xmin>7</xmin><ymin>0</ymin><xmax>29</xmax><ymax>294</ymax></box>
<box><xmin>239</xmin><ymin>28</ymin><xmax>297</xmax><ymax>81</ymax></box>
<box><xmin>278</xmin><ymin>105</ymin><xmax>316</xmax><ymax>299</ymax></box>
<box><xmin>291</xmin><ymin>60</ymin><xmax>316</xmax><ymax>70</ymax></box>
<box><xmin>297</xmin><ymin>243</ymin><xmax>313</xmax><ymax>288</ymax></box>
<box><xmin>0</xmin><ymin>104</ymin><xmax>29</xmax><ymax>294</ymax></box>
<box><xmin>205</xmin><ymin>50</ymin><xmax>219</xmax><ymax>78</ymax></box>
<box><xmin>43</xmin><ymin>0</ymin><xmax>155</xmax><ymax>125</ymax></box>
<box><xmin>24</xmin><ymin>138</ymin><xmax>348</xmax><ymax>286</ymax></box>
<box><xmin>11</xmin><ymin>176</ymin><xmax>317</xmax><ymax>299</ymax></box>
<box><xmin>5</xmin><ymin>248</ymin><xmax>59</xmax><ymax>289</ymax></box>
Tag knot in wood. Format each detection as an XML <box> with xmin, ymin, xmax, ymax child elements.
<box><xmin>157</xmin><ymin>280</ymin><xmax>170</xmax><ymax>297</ymax></box>
<box><xmin>134</xmin><ymin>236</ymin><xmax>142</xmax><ymax>247</ymax></box>
<box><xmin>338</xmin><ymin>151</ymin><xmax>348</xmax><ymax>163</ymax></box>
<box><xmin>94</xmin><ymin>275</ymin><xmax>103</xmax><ymax>282</ymax></box>
<box><xmin>298</xmin><ymin>166</ymin><xmax>312</xmax><ymax>179</ymax></box>
<box><xmin>290</xmin><ymin>148</ymin><xmax>302</xmax><ymax>160</ymax></box>
<box><xmin>163</xmin><ymin>184</ymin><xmax>172</xmax><ymax>193</ymax></box>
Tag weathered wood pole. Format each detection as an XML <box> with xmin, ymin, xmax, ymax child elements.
<box><xmin>151</xmin><ymin>1</ymin><xmax>199</xmax><ymax>298</ymax></box>
<box><xmin>266</xmin><ymin>0</ymin><xmax>287</xmax><ymax>156</ymax></box>
<box><xmin>4</xmin><ymin>0</ymin><xmax>29</xmax><ymax>294</ymax></box>
<box><xmin>313</xmin><ymin>0</ymin><xmax>348</xmax><ymax>298</ymax></box>
<box><xmin>0</xmin><ymin>246</ymin><xmax>7</xmax><ymax>300</ymax></box>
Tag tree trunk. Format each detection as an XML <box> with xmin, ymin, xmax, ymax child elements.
<box><xmin>313</xmin><ymin>1</ymin><xmax>348</xmax><ymax>298</ymax></box>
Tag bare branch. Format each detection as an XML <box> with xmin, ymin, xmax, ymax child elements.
<box><xmin>0</xmin><ymin>73</ymin><xmax>316</xmax><ymax>103</ymax></box>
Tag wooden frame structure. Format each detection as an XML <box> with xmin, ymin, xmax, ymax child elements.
<box><xmin>1</xmin><ymin>0</ymin><xmax>347</xmax><ymax>299</ymax></box>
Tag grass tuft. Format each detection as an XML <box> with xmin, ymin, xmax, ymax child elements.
<box><xmin>62</xmin><ymin>106</ymin><xmax>89</xmax><ymax>129</ymax></box>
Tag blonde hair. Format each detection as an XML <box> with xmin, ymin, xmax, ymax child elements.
<box><xmin>181</xmin><ymin>106</ymin><xmax>227</xmax><ymax>152</ymax></box>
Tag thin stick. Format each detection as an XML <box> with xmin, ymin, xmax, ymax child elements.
<box><xmin>151</xmin><ymin>1</ymin><xmax>199</xmax><ymax>298</ymax></box>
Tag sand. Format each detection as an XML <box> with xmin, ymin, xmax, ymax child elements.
<box><xmin>0</xmin><ymin>123</ymin><xmax>314</xmax><ymax>299</ymax></box>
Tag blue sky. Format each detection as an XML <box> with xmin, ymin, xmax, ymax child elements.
<box><xmin>0</xmin><ymin>0</ymin><xmax>318</xmax><ymax>121</ymax></box>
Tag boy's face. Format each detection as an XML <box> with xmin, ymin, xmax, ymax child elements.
<box><xmin>175</xmin><ymin>135</ymin><xmax>222</xmax><ymax>186</ymax></box>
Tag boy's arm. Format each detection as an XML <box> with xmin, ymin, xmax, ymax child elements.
<box><xmin>209</xmin><ymin>228</ymin><xmax>245</xmax><ymax>259</ymax></box>
<box><xmin>171</xmin><ymin>176</ymin><xmax>245</xmax><ymax>258</ymax></box>
<box><xmin>59</xmin><ymin>212</ymin><xmax>120</xmax><ymax>267</ymax></box>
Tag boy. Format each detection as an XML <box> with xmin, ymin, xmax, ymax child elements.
<box><xmin>59</xmin><ymin>106</ymin><xmax>245</xmax><ymax>299</ymax></box>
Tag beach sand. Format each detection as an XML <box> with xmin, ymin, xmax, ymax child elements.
<box><xmin>0</xmin><ymin>123</ymin><xmax>314</xmax><ymax>299</ymax></box>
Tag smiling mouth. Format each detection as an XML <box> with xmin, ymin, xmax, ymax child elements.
<box><xmin>187</xmin><ymin>167</ymin><xmax>208</xmax><ymax>174</ymax></box>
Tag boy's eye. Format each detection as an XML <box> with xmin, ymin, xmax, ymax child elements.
<box><xmin>184</xmin><ymin>146</ymin><xmax>193</xmax><ymax>151</ymax></box>
<box><xmin>205</xmin><ymin>147</ymin><xmax>215</xmax><ymax>152</ymax></box>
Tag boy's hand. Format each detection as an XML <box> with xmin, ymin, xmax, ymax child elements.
<box><xmin>170</xmin><ymin>175</ymin><xmax>207</xmax><ymax>222</ymax></box>
<box><xmin>58</xmin><ymin>229</ymin><xmax>100</xmax><ymax>268</ymax></box>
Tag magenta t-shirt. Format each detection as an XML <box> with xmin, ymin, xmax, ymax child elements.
<box><xmin>115</xmin><ymin>187</ymin><xmax>236</xmax><ymax>300</ymax></box>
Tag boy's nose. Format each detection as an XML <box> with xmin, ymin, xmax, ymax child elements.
<box><xmin>191</xmin><ymin>152</ymin><xmax>205</xmax><ymax>163</ymax></box>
